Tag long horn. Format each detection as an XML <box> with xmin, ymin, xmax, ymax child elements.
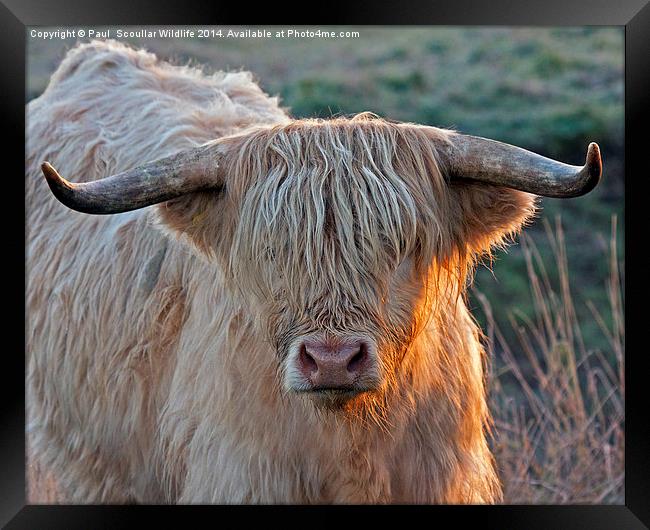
<box><xmin>437</xmin><ymin>134</ymin><xmax>602</xmax><ymax>198</ymax></box>
<box><xmin>41</xmin><ymin>142</ymin><xmax>226</xmax><ymax>214</ymax></box>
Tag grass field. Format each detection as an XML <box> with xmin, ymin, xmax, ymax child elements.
<box><xmin>27</xmin><ymin>26</ymin><xmax>624</xmax><ymax>503</ymax></box>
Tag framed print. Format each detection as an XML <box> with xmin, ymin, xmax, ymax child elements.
<box><xmin>2</xmin><ymin>0</ymin><xmax>648</xmax><ymax>527</ymax></box>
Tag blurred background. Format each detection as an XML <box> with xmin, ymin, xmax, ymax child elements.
<box><xmin>27</xmin><ymin>26</ymin><xmax>625</xmax><ymax>504</ymax></box>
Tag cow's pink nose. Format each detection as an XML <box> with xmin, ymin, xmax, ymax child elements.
<box><xmin>298</xmin><ymin>339</ymin><xmax>369</xmax><ymax>389</ymax></box>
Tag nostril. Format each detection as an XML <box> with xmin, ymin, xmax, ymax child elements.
<box><xmin>346</xmin><ymin>342</ymin><xmax>368</xmax><ymax>373</ymax></box>
<box><xmin>299</xmin><ymin>344</ymin><xmax>318</xmax><ymax>375</ymax></box>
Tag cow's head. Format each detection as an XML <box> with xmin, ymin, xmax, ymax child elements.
<box><xmin>42</xmin><ymin>113</ymin><xmax>601</xmax><ymax>412</ymax></box>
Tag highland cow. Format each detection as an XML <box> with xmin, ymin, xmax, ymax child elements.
<box><xmin>26</xmin><ymin>40</ymin><xmax>601</xmax><ymax>503</ymax></box>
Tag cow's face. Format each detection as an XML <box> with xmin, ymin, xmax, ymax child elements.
<box><xmin>157</xmin><ymin>118</ymin><xmax>536</xmax><ymax>412</ymax></box>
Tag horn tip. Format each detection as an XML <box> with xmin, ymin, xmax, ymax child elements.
<box><xmin>41</xmin><ymin>161</ymin><xmax>56</xmax><ymax>174</ymax></box>
<box><xmin>41</xmin><ymin>161</ymin><xmax>69</xmax><ymax>188</ymax></box>
<box><xmin>584</xmin><ymin>142</ymin><xmax>603</xmax><ymax>189</ymax></box>
<box><xmin>587</xmin><ymin>142</ymin><xmax>601</xmax><ymax>168</ymax></box>
<box><xmin>41</xmin><ymin>161</ymin><xmax>78</xmax><ymax>210</ymax></box>
<box><xmin>41</xmin><ymin>161</ymin><xmax>55</xmax><ymax>178</ymax></box>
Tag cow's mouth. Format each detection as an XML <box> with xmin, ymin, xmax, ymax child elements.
<box><xmin>298</xmin><ymin>387</ymin><xmax>371</xmax><ymax>411</ymax></box>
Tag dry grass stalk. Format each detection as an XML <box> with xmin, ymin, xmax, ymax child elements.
<box><xmin>476</xmin><ymin>215</ymin><xmax>624</xmax><ymax>504</ymax></box>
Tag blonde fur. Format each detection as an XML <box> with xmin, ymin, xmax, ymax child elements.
<box><xmin>27</xmin><ymin>40</ymin><xmax>536</xmax><ymax>504</ymax></box>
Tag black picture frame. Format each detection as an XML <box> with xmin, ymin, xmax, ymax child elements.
<box><xmin>3</xmin><ymin>1</ymin><xmax>648</xmax><ymax>527</ymax></box>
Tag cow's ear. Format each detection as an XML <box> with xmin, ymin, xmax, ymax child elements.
<box><xmin>154</xmin><ymin>137</ymin><xmax>245</xmax><ymax>258</ymax></box>
<box><xmin>153</xmin><ymin>154</ymin><xmax>237</xmax><ymax>259</ymax></box>
<box><xmin>155</xmin><ymin>189</ymin><xmax>234</xmax><ymax>257</ymax></box>
<box><xmin>447</xmin><ymin>184</ymin><xmax>537</xmax><ymax>257</ymax></box>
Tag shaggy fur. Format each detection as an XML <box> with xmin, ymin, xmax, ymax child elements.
<box><xmin>26</xmin><ymin>40</ymin><xmax>536</xmax><ymax>504</ymax></box>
